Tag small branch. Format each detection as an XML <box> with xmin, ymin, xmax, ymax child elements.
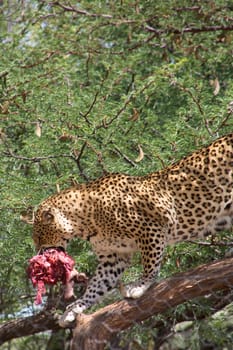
<box><xmin>172</xmin><ymin>6</ymin><xmax>201</xmax><ymax>12</ymax></box>
<box><xmin>215</xmin><ymin>111</ymin><xmax>233</xmax><ymax>133</ymax></box>
<box><xmin>154</xmin><ymin>152</ymin><xmax>166</xmax><ymax>169</ymax></box>
<box><xmin>3</xmin><ymin>149</ymin><xmax>72</xmax><ymax>162</ymax></box>
<box><xmin>72</xmin><ymin>141</ymin><xmax>108</xmax><ymax>179</ymax></box>
<box><xmin>144</xmin><ymin>24</ymin><xmax>233</xmax><ymax>35</ymax></box>
<box><xmin>79</xmin><ymin>92</ymin><xmax>98</xmax><ymax>125</ymax></box>
<box><xmin>85</xmin><ymin>142</ymin><xmax>108</xmax><ymax>175</ymax></box>
<box><xmin>112</xmin><ymin>146</ymin><xmax>137</xmax><ymax>167</ymax></box>
<box><xmin>50</xmin><ymin>1</ymin><xmax>112</xmax><ymax>19</ymax></box>
<box><xmin>20</xmin><ymin>51</ymin><xmax>56</xmax><ymax>69</ymax></box>
<box><xmin>187</xmin><ymin>239</ymin><xmax>233</xmax><ymax>247</ymax></box>
<box><xmin>96</xmin><ymin>73</ymin><xmax>156</xmax><ymax>130</ymax></box>
<box><xmin>71</xmin><ymin>142</ymin><xmax>89</xmax><ymax>181</ymax></box>
<box><xmin>80</xmin><ymin>70</ymin><xmax>109</xmax><ymax>126</ymax></box>
<box><xmin>96</xmin><ymin>93</ymin><xmax>133</xmax><ymax>130</ymax></box>
<box><xmin>169</xmin><ymin>79</ymin><xmax>215</xmax><ymax>136</ymax></box>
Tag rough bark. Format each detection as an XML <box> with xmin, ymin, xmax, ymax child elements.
<box><xmin>1</xmin><ymin>257</ymin><xmax>233</xmax><ymax>348</ymax></box>
<box><xmin>0</xmin><ymin>310</ymin><xmax>60</xmax><ymax>345</ymax></box>
<box><xmin>71</xmin><ymin>257</ymin><xmax>233</xmax><ymax>350</ymax></box>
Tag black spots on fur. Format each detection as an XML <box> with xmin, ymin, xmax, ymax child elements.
<box><xmin>33</xmin><ymin>133</ymin><xmax>233</xmax><ymax>307</ymax></box>
<box><xmin>225</xmin><ymin>202</ymin><xmax>232</xmax><ymax>211</ymax></box>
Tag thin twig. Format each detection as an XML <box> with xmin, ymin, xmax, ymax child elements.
<box><xmin>113</xmin><ymin>146</ymin><xmax>137</xmax><ymax>167</ymax></box>
<box><xmin>144</xmin><ymin>24</ymin><xmax>233</xmax><ymax>35</ymax></box>
<box><xmin>20</xmin><ymin>51</ymin><xmax>56</xmax><ymax>69</ymax></box>
<box><xmin>71</xmin><ymin>142</ymin><xmax>89</xmax><ymax>181</ymax></box>
<box><xmin>80</xmin><ymin>70</ymin><xmax>109</xmax><ymax>126</ymax></box>
<box><xmin>170</xmin><ymin>80</ymin><xmax>215</xmax><ymax>136</ymax></box>
<box><xmin>85</xmin><ymin>141</ymin><xmax>108</xmax><ymax>175</ymax></box>
<box><xmin>187</xmin><ymin>240</ymin><xmax>233</xmax><ymax>247</ymax></box>
<box><xmin>3</xmin><ymin>149</ymin><xmax>72</xmax><ymax>162</ymax></box>
<box><xmin>49</xmin><ymin>1</ymin><xmax>112</xmax><ymax>18</ymax></box>
<box><xmin>215</xmin><ymin>112</ymin><xmax>233</xmax><ymax>133</ymax></box>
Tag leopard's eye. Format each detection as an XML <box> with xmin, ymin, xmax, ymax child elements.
<box><xmin>41</xmin><ymin>210</ymin><xmax>54</xmax><ymax>225</ymax></box>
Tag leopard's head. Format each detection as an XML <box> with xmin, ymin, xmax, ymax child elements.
<box><xmin>32</xmin><ymin>204</ymin><xmax>74</xmax><ymax>252</ymax></box>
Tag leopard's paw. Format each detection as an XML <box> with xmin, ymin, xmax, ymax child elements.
<box><xmin>59</xmin><ymin>302</ymin><xmax>86</xmax><ymax>328</ymax></box>
<box><xmin>120</xmin><ymin>281</ymin><xmax>149</xmax><ymax>299</ymax></box>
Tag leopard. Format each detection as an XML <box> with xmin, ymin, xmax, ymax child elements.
<box><xmin>32</xmin><ymin>133</ymin><xmax>233</xmax><ymax>327</ymax></box>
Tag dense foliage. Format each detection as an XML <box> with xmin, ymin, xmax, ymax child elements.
<box><xmin>1</xmin><ymin>1</ymin><xmax>233</xmax><ymax>349</ymax></box>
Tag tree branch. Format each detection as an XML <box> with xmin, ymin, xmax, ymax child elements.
<box><xmin>71</xmin><ymin>142</ymin><xmax>89</xmax><ymax>181</ymax></box>
<box><xmin>0</xmin><ymin>310</ymin><xmax>60</xmax><ymax>345</ymax></box>
<box><xmin>49</xmin><ymin>1</ymin><xmax>112</xmax><ymax>19</ymax></box>
<box><xmin>1</xmin><ymin>257</ymin><xmax>233</xmax><ymax>347</ymax></box>
<box><xmin>144</xmin><ymin>24</ymin><xmax>233</xmax><ymax>35</ymax></box>
<box><xmin>71</xmin><ymin>257</ymin><xmax>233</xmax><ymax>350</ymax></box>
<box><xmin>3</xmin><ymin>149</ymin><xmax>72</xmax><ymax>162</ymax></box>
<box><xmin>112</xmin><ymin>146</ymin><xmax>137</xmax><ymax>167</ymax></box>
<box><xmin>187</xmin><ymin>239</ymin><xmax>233</xmax><ymax>247</ymax></box>
<box><xmin>80</xmin><ymin>69</ymin><xmax>109</xmax><ymax>126</ymax></box>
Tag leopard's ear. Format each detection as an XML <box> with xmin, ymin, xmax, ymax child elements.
<box><xmin>41</xmin><ymin>210</ymin><xmax>54</xmax><ymax>225</ymax></box>
<box><xmin>20</xmin><ymin>207</ymin><xmax>34</xmax><ymax>225</ymax></box>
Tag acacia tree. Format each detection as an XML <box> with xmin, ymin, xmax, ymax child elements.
<box><xmin>0</xmin><ymin>1</ymin><xmax>233</xmax><ymax>349</ymax></box>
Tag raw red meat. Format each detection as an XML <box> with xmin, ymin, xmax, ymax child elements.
<box><xmin>27</xmin><ymin>248</ymin><xmax>86</xmax><ymax>304</ymax></box>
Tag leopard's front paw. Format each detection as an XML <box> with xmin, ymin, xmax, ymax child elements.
<box><xmin>119</xmin><ymin>281</ymin><xmax>150</xmax><ymax>299</ymax></box>
<box><xmin>59</xmin><ymin>302</ymin><xmax>86</xmax><ymax>328</ymax></box>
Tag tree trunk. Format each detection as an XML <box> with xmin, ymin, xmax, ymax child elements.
<box><xmin>71</xmin><ymin>256</ymin><xmax>233</xmax><ymax>350</ymax></box>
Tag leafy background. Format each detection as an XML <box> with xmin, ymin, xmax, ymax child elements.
<box><xmin>0</xmin><ymin>1</ymin><xmax>233</xmax><ymax>349</ymax></box>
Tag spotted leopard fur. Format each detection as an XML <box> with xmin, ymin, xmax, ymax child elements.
<box><xmin>32</xmin><ymin>133</ymin><xmax>233</xmax><ymax>327</ymax></box>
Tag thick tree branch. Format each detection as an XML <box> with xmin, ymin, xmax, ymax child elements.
<box><xmin>1</xmin><ymin>257</ymin><xmax>233</xmax><ymax>347</ymax></box>
<box><xmin>71</xmin><ymin>257</ymin><xmax>233</xmax><ymax>350</ymax></box>
<box><xmin>0</xmin><ymin>310</ymin><xmax>60</xmax><ymax>345</ymax></box>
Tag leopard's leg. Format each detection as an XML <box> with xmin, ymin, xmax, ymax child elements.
<box><xmin>59</xmin><ymin>252</ymin><xmax>130</xmax><ymax>327</ymax></box>
<box><xmin>120</xmin><ymin>228</ymin><xmax>166</xmax><ymax>299</ymax></box>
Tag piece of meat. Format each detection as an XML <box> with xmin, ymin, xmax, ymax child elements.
<box><xmin>27</xmin><ymin>248</ymin><xmax>87</xmax><ymax>304</ymax></box>
<box><xmin>63</xmin><ymin>269</ymin><xmax>88</xmax><ymax>300</ymax></box>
